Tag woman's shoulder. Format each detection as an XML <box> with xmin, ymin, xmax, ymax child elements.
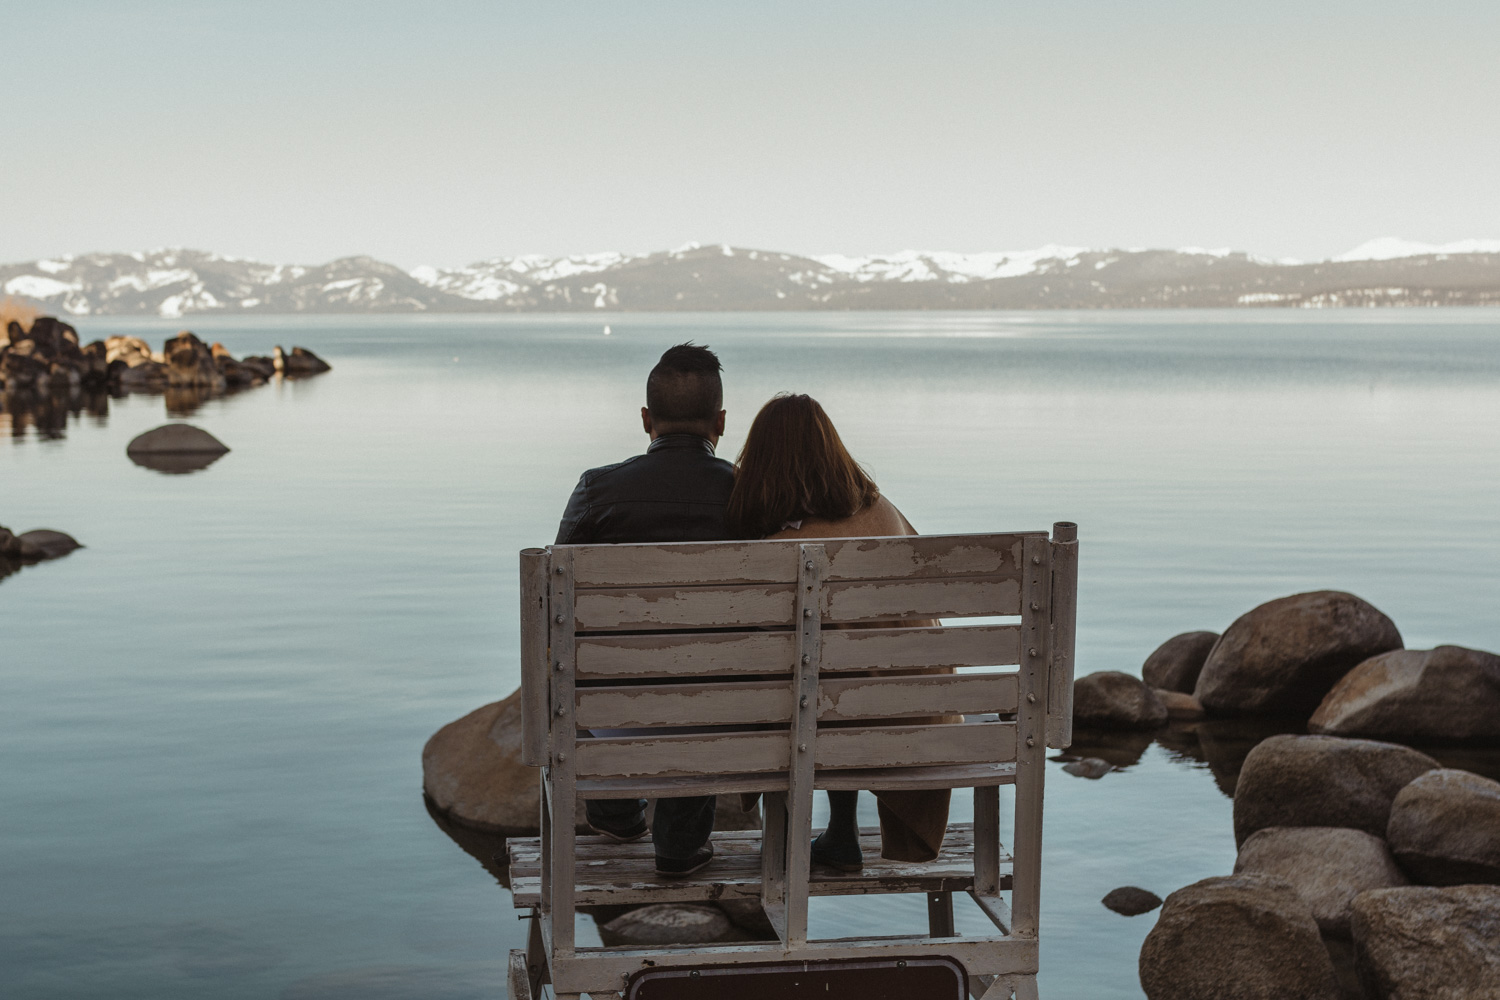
<box><xmin>767</xmin><ymin>493</ymin><xmax>914</xmax><ymax>539</ymax></box>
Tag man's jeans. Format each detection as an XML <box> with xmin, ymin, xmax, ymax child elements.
<box><xmin>586</xmin><ymin>795</ymin><xmax>716</xmax><ymax>860</ymax></box>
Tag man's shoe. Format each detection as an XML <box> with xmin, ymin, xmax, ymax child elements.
<box><xmin>810</xmin><ymin>832</ymin><xmax>864</xmax><ymax>872</ymax></box>
<box><xmin>588</xmin><ymin>817</ymin><xmax>649</xmax><ymax>844</ymax></box>
<box><xmin>654</xmin><ymin>844</ymin><xmax>714</xmax><ymax>878</ymax></box>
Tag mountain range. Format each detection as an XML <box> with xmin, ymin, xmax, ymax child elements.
<box><xmin>4</xmin><ymin>239</ymin><xmax>1499</xmax><ymax>317</ymax></box>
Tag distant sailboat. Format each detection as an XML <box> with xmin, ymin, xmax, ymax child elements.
<box><xmin>603</xmin><ymin>324</ymin><xmax>612</xmax><ymax>335</ymax></box>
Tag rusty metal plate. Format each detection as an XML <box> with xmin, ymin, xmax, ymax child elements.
<box><xmin>625</xmin><ymin>956</ymin><xmax>967</xmax><ymax>1000</ymax></box>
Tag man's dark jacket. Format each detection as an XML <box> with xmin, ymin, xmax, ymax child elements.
<box><xmin>555</xmin><ymin>433</ymin><xmax>735</xmax><ymax>546</ymax></box>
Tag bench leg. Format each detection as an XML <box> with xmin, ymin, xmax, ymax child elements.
<box><xmin>928</xmin><ymin>890</ymin><xmax>955</xmax><ymax>937</ymax></box>
<box><xmin>525</xmin><ymin>910</ymin><xmax>548</xmax><ymax>998</ymax></box>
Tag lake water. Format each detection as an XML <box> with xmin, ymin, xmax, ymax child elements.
<box><xmin>5</xmin><ymin>309</ymin><xmax>1500</xmax><ymax>1000</ymax></box>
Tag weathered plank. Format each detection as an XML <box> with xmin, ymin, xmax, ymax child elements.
<box><xmin>573</xmin><ymin>624</ymin><xmax>1020</xmax><ymax>680</ymax></box>
<box><xmin>1047</xmin><ymin>522</ymin><xmax>1079</xmax><ymax>749</ymax></box>
<box><xmin>574</xmin><ymin>730</ymin><xmax>790</xmax><ymax>780</ymax></box>
<box><xmin>819</xmin><ymin>672</ymin><xmax>1018</xmax><ymax>721</ymax></box>
<box><xmin>825</xmin><ymin>576</ymin><xmax>1022</xmax><ymax>622</ymax></box>
<box><xmin>574</xmin><ymin>760</ymin><xmax>1017</xmax><ymax>799</ymax></box>
<box><xmin>822</xmin><ymin>624</ymin><xmax>1021</xmax><ymax>672</ymax></box>
<box><xmin>573</xmin><ymin>583</ymin><xmax>794</xmax><ymax>631</ymax></box>
<box><xmin>574</xmin><ymin>680</ymin><xmax>792</xmax><ymax>729</ymax></box>
<box><xmin>563</xmin><ymin>533</ymin><xmax>1038</xmax><ymax>588</ymax></box>
<box><xmin>575</xmin><ymin>631</ymin><xmax>794</xmax><ymax>680</ymax></box>
<box><xmin>822</xmin><ymin>534</ymin><xmax>1032</xmax><ymax>582</ymax></box>
<box><xmin>571</xmin><ymin>540</ymin><xmax>793</xmax><ymax>588</ymax></box>
<box><xmin>519</xmin><ymin>548</ymin><xmax>550</xmax><ymax>766</ymax></box>
<box><xmin>816</xmin><ymin>720</ymin><xmax>1017</xmax><ymax>769</ymax></box>
<box><xmin>508</xmin><ymin>825</ymin><xmax>1012</xmax><ymax>907</ymax></box>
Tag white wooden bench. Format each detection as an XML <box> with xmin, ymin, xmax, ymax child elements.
<box><xmin>507</xmin><ymin>524</ymin><xmax>1078</xmax><ymax>1000</ymax></box>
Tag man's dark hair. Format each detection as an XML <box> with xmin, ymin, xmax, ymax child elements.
<box><xmin>646</xmin><ymin>342</ymin><xmax>723</xmax><ymax>427</ymax></box>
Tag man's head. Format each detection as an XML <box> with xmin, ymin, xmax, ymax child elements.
<box><xmin>642</xmin><ymin>342</ymin><xmax>726</xmax><ymax>444</ymax></box>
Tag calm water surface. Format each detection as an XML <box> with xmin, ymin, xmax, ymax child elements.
<box><xmin>4</xmin><ymin>310</ymin><xmax>1500</xmax><ymax>999</ymax></box>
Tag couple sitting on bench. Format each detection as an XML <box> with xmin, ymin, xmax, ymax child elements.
<box><xmin>555</xmin><ymin>343</ymin><xmax>950</xmax><ymax>878</ymax></box>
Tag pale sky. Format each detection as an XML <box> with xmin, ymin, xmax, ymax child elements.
<box><xmin>5</xmin><ymin>0</ymin><xmax>1498</xmax><ymax>268</ymax></box>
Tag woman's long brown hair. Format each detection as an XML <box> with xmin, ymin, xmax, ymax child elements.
<box><xmin>727</xmin><ymin>394</ymin><xmax>879</xmax><ymax>538</ymax></box>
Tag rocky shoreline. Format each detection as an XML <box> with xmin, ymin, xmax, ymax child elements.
<box><xmin>1061</xmin><ymin>590</ymin><xmax>1500</xmax><ymax>999</ymax></box>
<box><xmin>1</xmin><ymin>305</ymin><xmax>330</xmax><ymax>438</ymax></box>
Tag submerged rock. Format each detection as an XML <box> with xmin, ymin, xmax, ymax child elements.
<box><xmin>1234</xmin><ymin>826</ymin><xmax>1407</xmax><ymax>938</ymax></box>
<box><xmin>1143</xmin><ymin>631</ymin><xmax>1220</xmax><ymax>693</ymax></box>
<box><xmin>1139</xmin><ymin>873</ymin><xmax>1340</xmax><ymax>1000</ymax></box>
<box><xmin>1195</xmin><ymin>591</ymin><xmax>1402</xmax><ymax>717</ymax></box>
<box><xmin>597</xmin><ymin>904</ymin><xmax>737</xmax><ymax>947</ymax></box>
<box><xmin>1103</xmin><ymin>886</ymin><xmax>1162</xmax><ymax>916</ymax></box>
<box><xmin>1386</xmin><ymin>769</ymin><xmax>1500</xmax><ymax>885</ymax></box>
<box><xmin>1310</xmin><ymin>646</ymin><xmax>1500</xmax><ymax>743</ymax></box>
<box><xmin>1062</xmin><ymin>757</ymin><xmax>1115</xmax><ymax>779</ymax></box>
<box><xmin>1073</xmin><ymin>671</ymin><xmax>1169</xmax><ymax>730</ymax></box>
<box><xmin>1351</xmin><ymin>885</ymin><xmax>1500</xmax><ymax>999</ymax></box>
<box><xmin>1232</xmin><ymin>735</ymin><xmax>1438</xmax><ymax>846</ymax></box>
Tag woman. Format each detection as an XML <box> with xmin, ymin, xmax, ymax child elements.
<box><xmin>727</xmin><ymin>393</ymin><xmax>951</xmax><ymax>871</ymax></box>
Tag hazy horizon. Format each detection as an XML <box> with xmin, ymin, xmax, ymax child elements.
<box><xmin>8</xmin><ymin>1</ymin><xmax>1499</xmax><ymax>269</ymax></box>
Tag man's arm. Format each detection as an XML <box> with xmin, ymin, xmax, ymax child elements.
<box><xmin>555</xmin><ymin>474</ymin><xmax>594</xmax><ymax>545</ymax></box>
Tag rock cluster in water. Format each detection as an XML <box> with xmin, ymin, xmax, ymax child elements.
<box><xmin>1</xmin><ymin>310</ymin><xmax>331</xmax><ymax>435</ymax></box>
<box><xmin>1073</xmin><ymin>590</ymin><xmax>1500</xmax><ymax>997</ymax></box>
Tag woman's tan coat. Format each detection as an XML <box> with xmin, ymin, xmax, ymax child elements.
<box><xmin>743</xmin><ymin>494</ymin><xmax>953</xmax><ymax>863</ymax></box>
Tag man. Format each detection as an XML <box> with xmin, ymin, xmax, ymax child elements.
<box><xmin>554</xmin><ymin>342</ymin><xmax>732</xmax><ymax>877</ymax></box>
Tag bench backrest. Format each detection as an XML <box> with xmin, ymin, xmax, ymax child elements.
<box><xmin>518</xmin><ymin>529</ymin><xmax>1078</xmax><ymax>781</ymax></box>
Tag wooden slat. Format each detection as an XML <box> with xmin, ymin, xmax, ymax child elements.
<box><xmin>575</xmin><ymin>680</ymin><xmax>792</xmax><ymax>729</ymax></box>
<box><xmin>1047</xmin><ymin>522</ymin><xmax>1079</xmax><ymax>749</ymax></box>
<box><xmin>819</xmin><ymin>672</ymin><xmax>1018</xmax><ymax>721</ymax></box>
<box><xmin>822</xmin><ymin>624</ymin><xmax>1020</xmax><ymax>672</ymax></box>
<box><xmin>508</xmin><ymin>824</ymin><xmax>1013</xmax><ymax>908</ymax></box>
<box><xmin>573</xmin><ymin>583</ymin><xmax>794</xmax><ymax>630</ymax></box>
<box><xmin>563</xmin><ymin>533</ymin><xmax>1038</xmax><ymax>588</ymax></box>
<box><xmin>518</xmin><ymin>548</ymin><xmax>550</xmax><ymax>766</ymax></box>
<box><xmin>816</xmin><ymin>720</ymin><xmax>1017</xmax><ymax>769</ymax></box>
<box><xmin>825</xmin><ymin>576</ymin><xmax>1021</xmax><ymax>622</ymax></box>
<box><xmin>822</xmin><ymin>534</ymin><xmax>1031</xmax><ymax>582</ymax></box>
<box><xmin>573</xmin><ymin>624</ymin><xmax>1021</xmax><ymax>681</ymax></box>
<box><xmin>574</xmin><ymin>730</ymin><xmax>790</xmax><ymax>780</ymax></box>
<box><xmin>574</xmin><ymin>760</ymin><xmax>1017</xmax><ymax>799</ymax></box>
<box><xmin>575</xmin><ymin>631</ymin><xmax>794</xmax><ymax>680</ymax></box>
<box><xmin>571</xmin><ymin>540</ymin><xmax>793</xmax><ymax>587</ymax></box>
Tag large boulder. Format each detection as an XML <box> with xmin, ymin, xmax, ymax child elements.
<box><xmin>1073</xmin><ymin>671</ymin><xmax>1168</xmax><ymax>730</ymax></box>
<box><xmin>1234</xmin><ymin>826</ymin><xmax>1408</xmax><ymax>937</ymax></box>
<box><xmin>16</xmin><ymin>530</ymin><xmax>82</xmax><ymax>561</ymax></box>
<box><xmin>1143</xmin><ymin>631</ymin><xmax>1220</xmax><ymax>693</ymax></box>
<box><xmin>1195</xmin><ymin>591</ymin><xmax>1403</xmax><ymax>717</ymax></box>
<box><xmin>1386</xmin><ymin>769</ymin><xmax>1500</xmax><ymax>885</ymax></box>
<box><xmin>1351</xmin><ymin>885</ymin><xmax>1500</xmax><ymax>999</ymax></box>
<box><xmin>597</xmin><ymin>904</ymin><xmax>738</xmax><ymax>947</ymax></box>
<box><xmin>162</xmin><ymin>331</ymin><xmax>225</xmax><ymax>390</ymax></box>
<box><xmin>0</xmin><ymin>526</ymin><xmax>22</xmax><ymax>558</ymax></box>
<box><xmin>1139</xmin><ymin>873</ymin><xmax>1340</xmax><ymax>1000</ymax></box>
<box><xmin>1310</xmin><ymin>646</ymin><xmax>1500</xmax><ymax>743</ymax></box>
<box><xmin>1233</xmin><ymin>735</ymin><xmax>1439</xmax><ymax>846</ymax></box>
<box><xmin>104</xmin><ymin>335</ymin><xmax>156</xmax><ymax>367</ymax></box>
<box><xmin>423</xmin><ymin>691</ymin><xmax>552</xmax><ymax>835</ymax></box>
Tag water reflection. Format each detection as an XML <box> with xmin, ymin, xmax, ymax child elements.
<box><xmin>128</xmin><ymin>449</ymin><xmax>227</xmax><ymax>475</ymax></box>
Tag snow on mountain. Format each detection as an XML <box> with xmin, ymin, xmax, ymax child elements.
<box><xmin>1335</xmin><ymin>237</ymin><xmax>1500</xmax><ymax>262</ymax></box>
<box><xmin>4</xmin><ymin>241</ymin><xmax>1500</xmax><ymax>316</ymax></box>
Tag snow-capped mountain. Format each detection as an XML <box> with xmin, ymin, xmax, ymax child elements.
<box><xmin>4</xmin><ymin>240</ymin><xmax>1498</xmax><ymax>317</ymax></box>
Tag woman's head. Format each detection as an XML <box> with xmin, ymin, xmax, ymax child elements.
<box><xmin>726</xmin><ymin>393</ymin><xmax>879</xmax><ymax>538</ymax></box>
